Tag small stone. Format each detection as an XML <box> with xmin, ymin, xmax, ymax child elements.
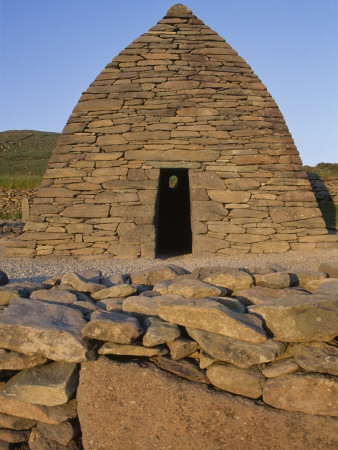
<box><xmin>28</xmin><ymin>427</ymin><xmax>75</xmax><ymax>450</ymax></box>
<box><xmin>203</xmin><ymin>269</ymin><xmax>254</xmax><ymax>291</ymax></box>
<box><xmin>167</xmin><ymin>338</ymin><xmax>199</xmax><ymax>361</ymax></box>
<box><xmin>263</xmin><ymin>373</ymin><xmax>338</xmax><ymax>416</ymax></box>
<box><xmin>262</xmin><ymin>358</ymin><xmax>299</xmax><ymax>378</ymax></box>
<box><xmin>60</xmin><ymin>273</ymin><xmax>104</xmax><ymax>294</ymax></box>
<box><xmin>295</xmin><ymin>271</ymin><xmax>327</xmax><ymax>288</ymax></box>
<box><xmin>82</xmin><ymin>310</ymin><xmax>143</xmax><ymax>344</ymax></box>
<box><xmin>207</xmin><ymin>362</ymin><xmax>266</xmax><ymax>399</ymax></box>
<box><xmin>91</xmin><ymin>284</ymin><xmax>137</xmax><ymax>300</ymax></box>
<box><xmin>0</xmin><ymin>271</ymin><xmax>8</xmax><ymax>286</ymax></box>
<box><xmin>167</xmin><ymin>278</ymin><xmax>227</xmax><ymax>298</ymax></box>
<box><xmin>0</xmin><ymin>362</ymin><xmax>78</xmax><ymax>407</ymax></box>
<box><xmin>291</xmin><ymin>342</ymin><xmax>338</xmax><ymax>376</ymax></box>
<box><xmin>0</xmin><ymin>287</ymin><xmax>28</xmax><ymax>306</ymax></box>
<box><xmin>318</xmin><ymin>261</ymin><xmax>338</xmax><ymax>278</ymax></box>
<box><xmin>188</xmin><ymin>327</ymin><xmax>285</xmax><ymax>368</ymax></box>
<box><xmin>0</xmin><ymin>412</ymin><xmax>36</xmax><ymax>430</ymax></box>
<box><xmin>249</xmin><ymin>293</ymin><xmax>338</xmax><ymax>342</ymax></box>
<box><xmin>152</xmin><ymin>356</ymin><xmax>209</xmax><ymax>384</ymax></box>
<box><xmin>96</xmin><ymin>298</ymin><xmax>123</xmax><ymax>311</ymax></box>
<box><xmin>143</xmin><ymin>317</ymin><xmax>180</xmax><ymax>347</ymax></box>
<box><xmin>30</xmin><ymin>289</ymin><xmax>78</xmax><ymax>305</ymax></box>
<box><xmin>0</xmin><ymin>349</ymin><xmax>47</xmax><ymax>370</ymax></box>
<box><xmin>0</xmin><ymin>429</ymin><xmax>30</xmax><ymax>443</ymax></box>
<box><xmin>99</xmin><ymin>342</ymin><xmax>167</xmax><ymax>357</ymax></box>
<box><xmin>253</xmin><ymin>272</ymin><xmax>291</xmax><ymax>289</ymax></box>
<box><xmin>199</xmin><ymin>350</ymin><xmax>217</xmax><ymax>369</ymax></box>
<box><xmin>153</xmin><ymin>280</ymin><xmax>172</xmax><ymax>295</ymax></box>
<box><xmin>37</xmin><ymin>420</ymin><xmax>80</xmax><ymax>446</ymax></box>
<box><xmin>158</xmin><ymin>297</ymin><xmax>267</xmax><ymax>343</ymax></box>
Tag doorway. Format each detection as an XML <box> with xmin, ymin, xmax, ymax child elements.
<box><xmin>157</xmin><ymin>169</ymin><xmax>192</xmax><ymax>256</ymax></box>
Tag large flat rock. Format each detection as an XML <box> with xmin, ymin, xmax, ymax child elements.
<box><xmin>249</xmin><ymin>294</ymin><xmax>338</xmax><ymax>342</ymax></box>
<box><xmin>187</xmin><ymin>327</ymin><xmax>286</xmax><ymax>368</ymax></box>
<box><xmin>77</xmin><ymin>357</ymin><xmax>338</xmax><ymax>449</ymax></box>
<box><xmin>158</xmin><ymin>297</ymin><xmax>267</xmax><ymax>343</ymax></box>
<box><xmin>0</xmin><ymin>298</ymin><xmax>91</xmax><ymax>362</ymax></box>
<box><xmin>263</xmin><ymin>373</ymin><xmax>338</xmax><ymax>416</ymax></box>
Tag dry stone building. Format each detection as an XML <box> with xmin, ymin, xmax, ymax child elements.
<box><xmin>8</xmin><ymin>4</ymin><xmax>336</xmax><ymax>258</ymax></box>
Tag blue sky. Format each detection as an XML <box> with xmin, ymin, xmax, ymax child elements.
<box><xmin>0</xmin><ymin>0</ymin><xmax>337</xmax><ymax>166</ymax></box>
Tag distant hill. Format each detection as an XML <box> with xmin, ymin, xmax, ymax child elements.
<box><xmin>0</xmin><ymin>130</ymin><xmax>60</xmax><ymax>177</ymax></box>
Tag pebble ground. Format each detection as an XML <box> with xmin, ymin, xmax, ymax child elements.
<box><xmin>0</xmin><ymin>240</ymin><xmax>337</xmax><ymax>283</ymax></box>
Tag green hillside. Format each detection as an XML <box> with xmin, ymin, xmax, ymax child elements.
<box><xmin>0</xmin><ymin>130</ymin><xmax>60</xmax><ymax>187</ymax></box>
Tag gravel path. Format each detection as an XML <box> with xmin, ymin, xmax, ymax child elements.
<box><xmin>0</xmin><ymin>246</ymin><xmax>337</xmax><ymax>283</ymax></box>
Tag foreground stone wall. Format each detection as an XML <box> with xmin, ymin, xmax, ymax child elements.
<box><xmin>7</xmin><ymin>4</ymin><xmax>336</xmax><ymax>258</ymax></box>
<box><xmin>0</xmin><ymin>261</ymin><xmax>337</xmax><ymax>448</ymax></box>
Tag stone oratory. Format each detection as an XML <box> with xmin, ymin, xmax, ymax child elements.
<box><xmin>9</xmin><ymin>4</ymin><xmax>336</xmax><ymax>258</ymax></box>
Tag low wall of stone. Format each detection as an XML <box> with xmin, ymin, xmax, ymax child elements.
<box><xmin>0</xmin><ymin>188</ymin><xmax>37</xmax><ymax>218</ymax></box>
<box><xmin>0</xmin><ymin>262</ymin><xmax>337</xmax><ymax>448</ymax></box>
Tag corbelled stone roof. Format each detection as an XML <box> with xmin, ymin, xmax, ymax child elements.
<box><xmin>7</xmin><ymin>3</ymin><xmax>335</xmax><ymax>258</ymax></box>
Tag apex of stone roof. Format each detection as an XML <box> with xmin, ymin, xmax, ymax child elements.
<box><xmin>166</xmin><ymin>4</ymin><xmax>193</xmax><ymax>17</ymax></box>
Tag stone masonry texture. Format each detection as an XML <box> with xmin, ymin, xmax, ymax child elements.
<box><xmin>8</xmin><ymin>3</ymin><xmax>336</xmax><ymax>258</ymax></box>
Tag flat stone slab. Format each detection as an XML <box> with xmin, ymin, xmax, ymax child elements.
<box><xmin>129</xmin><ymin>264</ymin><xmax>189</xmax><ymax>285</ymax></box>
<box><xmin>234</xmin><ymin>286</ymin><xmax>309</xmax><ymax>305</ymax></box>
<box><xmin>0</xmin><ymin>429</ymin><xmax>30</xmax><ymax>443</ymax></box>
<box><xmin>30</xmin><ymin>289</ymin><xmax>77</xmax><ymax>305</ymax></box>
<box><xmin>253</xmin><ymin>272</ymin><xmax>291</xmax><ymax>289</ymax></box>
<box><xmin>0</xmin><ymin>298</ymin><xmax>91</xmax><ymax>362</ymax></box>
<box><xmin>60</xmin><ymin>272</ymin><xmax>104</xmax><ymax>294</ymax></box>
<box><xmin>91</xmin><ymin>284</ymin><xmax>137</xmax><ymax>300</ymax></box>
<box><xmin>98</xmin><ymin>342</ymin><xmax>167</xmax><ymax>357</ymax></box>
<box><xmin>188</xmin><ymin>327</ymin><xmax>286</xmax><ymax>368</ymax></box>
<box><xmin>167</xmin><ymin>278</ymin><xmax>227</xmax><ymax>298</ymax></box>
<box><xmin>0</xmin><ymin>362</ymin><xmax>78</xmax><ymax>406</ymax></box>
<box><xmin>262</xmin><ymin>358</ymin><xmax>299</xmax><ymax>378</ymax></box>
<box><xmin>167</xmin><ymin>338</ymin><xmax>199</xmax><ymax>361</ymax></box>
<box><xmin>249</xmin><ymin>293</ymin><xmax>338</xmax><ymax>342</ymax></box>
<box><xmin>0</xmin><ymin>412</ymin><xmax>36</xmax><ymax>430</ymax></box>
<box><xmin>291</xmin><ymin>342</ymin><xmax>338</xmax><ymax>376</ymax></box>
<box><xmin>263</xmin><ymin>373</ymin><xmax>338</xmax><ymax>416</ymax></box>
<box><xmin>122</xmin><ymin>294</ymin><xmax>182</xmax><ymax>316</ymax></box>
<box><xmin>158</xmin><ymin>297</ymin><xmax>267</xmax><ymax>343</ymax></box>
<box><xmin>143</xmin><ymin>316</ymin><xmax>180</xmax><ymax>347</ymax></box>
<box><xmin>0</xmin><ymin>397</ymin><xmax>77</xmax><ymax>425</ymax></box>
<box><xmin>203</xmin><ymin>269</ymin><xmax>254</xmax><ymax>291</ymax></box>
<box><xmin>207</xmin><ymin>362</ymin><xmax>266</xmax><ymax>399</ymax></box>
<box><xmin>0</xmin><ymin>349</ymin><xmax>47</xmax><ymax>370</ymax></box>
<box><xmin>82</xmin><ymin>310</ymin><xmax>142</xmax><ymax>344</ymax></box>
<box><xmin>77</xmin><ymin>357</ymin><xmax>338</xmax><ymax>449</ymax></box>
<box><xmin>152</xmin><ymin>356</ymin><xmax>209</xmax><ymax>384</ymax></box>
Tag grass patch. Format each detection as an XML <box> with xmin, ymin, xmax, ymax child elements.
<box><xmin>304</xmin><ymin>163</ymin><xmax>338</xmax><ymax>176</ymax></box>
<box><xmin>0</xmin><ymin>175</ymin><xmax>42</xmax><ymax>189</ymax></box>
<box><xmin>0</xmin><ymin>129</ymin><xmax>59</xmax><ymax>177</ymax></box>
<box><xmin>319</xmin><ymin>203</ymin><xmax>338</xmax><ymax>229</ymax></box>
<box><xmin>0</xmin><ymin>212</ymin><xmax>22</xmax><ymax>220</ymax></box>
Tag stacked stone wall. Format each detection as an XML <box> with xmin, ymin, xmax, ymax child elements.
<box><xmin>0</xmin><ymin>261</ymin><xmax>337</xmax><ymax>447</ymax></box>
<box><xmin>6</xmin><ymin>4</ymin><xmax>336</xmax><ymax>258</ymax></box>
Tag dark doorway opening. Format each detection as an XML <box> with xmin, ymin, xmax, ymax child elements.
<box><xmin>157</xmin><ymin>169</ymin><xmax>192</xmax><ymax>256</ymax></box>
